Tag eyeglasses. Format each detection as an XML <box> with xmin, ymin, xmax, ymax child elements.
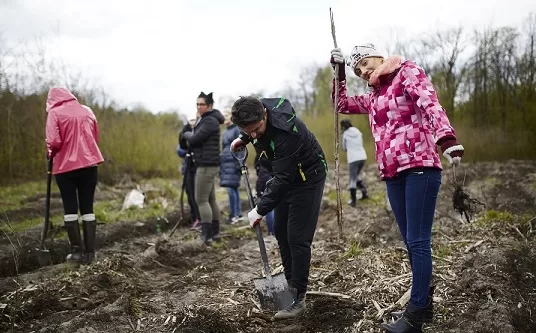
<box><xmin>196</xmin><ymin>103</ymin><xmax>207</xmax><ymax>106</ymax></box>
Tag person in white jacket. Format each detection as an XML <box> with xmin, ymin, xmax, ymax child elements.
<box><xmin>341</xmin><ymin>119</ymin><xmax>369</xmax><ymax>206</ymax></box>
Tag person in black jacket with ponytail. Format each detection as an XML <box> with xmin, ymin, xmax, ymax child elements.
<box><xmin>183</xmin><ymin>92</ymin><xmax>224</xmax><ymax>244</ymax></box>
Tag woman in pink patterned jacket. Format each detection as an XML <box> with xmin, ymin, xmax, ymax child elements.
<box><xmin>46</xmin><ymin>87</ymin><xmax>104</xmax><ymax>265</ymax></box>
<box><xmin>330</xmin><ymin>44</ymin><xmax>464</xmax><ymax>333</ymax></box>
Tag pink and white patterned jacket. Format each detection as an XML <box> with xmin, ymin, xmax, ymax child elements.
<box><xmin>332</xmin><ymin>60</ymin><xmax>457</xmax><ymax>180</ymax></box>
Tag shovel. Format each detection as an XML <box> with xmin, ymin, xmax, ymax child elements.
<box><xmin>36</xmin><ymin>157</ymin><xmax>53</xmax><ymax>266</ymax></box>
<box><xmin>232</xmin><ymin>146</ymin><xmax>294</xmax><ymax>311</ymax></box>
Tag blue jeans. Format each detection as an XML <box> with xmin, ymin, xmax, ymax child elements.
<box><xmin>226</xmin><ymin>187</ymin><xmax>242</xmax><ymax>218</ymax></box>
<box><xmin>386</xmin><ymin>167</ymin><xmax>441</xmax><ymax>308</ymax></box>
<box><xmin>265</xmin><ymin>210</ymin><xmax>275</xmax><ymax>235</ymax></box>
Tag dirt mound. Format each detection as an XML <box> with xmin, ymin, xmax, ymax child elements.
<box><xmin>169</xmin><ymin>307</ymin><xmax>247</xmax><ymax>333</ymax></box>
<box><xmin>0</xmin><ymin>209</ymin><xmax>180</xmax><ymax>278</ymax></box>
<box><xmin>301</xmin><ymin>297</ymin><xmax>364</xmax><ymax>332</ymax></box>
<box><xmin>156</xmin><ymin>238</ymin><xmax>205</xmax><ymax>259</ymax></box>
<box><xmin>439</xmin><ymin>244</ymin><xmax>536</xmax><ymax>333</ymax></box>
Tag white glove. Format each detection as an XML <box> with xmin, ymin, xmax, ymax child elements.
<box><xmin>442</xmin><ymin>144</ymin><xmax>464</xmax><ymax>167</ymax></box>
<box><xmin>331</xmin><ymin>48</ymin><xmax>344</xmax><ymax>64</ymax></box>
<box><xmin>230</xmin><ymin>138</ymin><xmax>246</xmax><ymax>152</ymax></box>
<box><xmin>248</xmin><ymin>206</ymin><xmax>263</xmax><ymax>228</ymax></box>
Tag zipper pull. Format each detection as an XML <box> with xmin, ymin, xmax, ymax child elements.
<box><xmin>298</xmin><ymin>163</ymin><xmax>306</xmax><ymax>181</ymax></box>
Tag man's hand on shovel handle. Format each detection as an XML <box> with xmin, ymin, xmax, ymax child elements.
<box><xmin>230</xmin><ymin>138</ymin><xmax>246</xmax><ymax>152</ymax></box>
<box><xmin>248</xmin><ymin>206</ymin><xmax>263</xmax><ymax>227</ymax></box>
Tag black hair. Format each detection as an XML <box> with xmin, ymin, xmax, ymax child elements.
<box><xmin>231</xmin><ymin>96</ymin><xmax>265</xmax><ymax>128</ymax></box>
<box><xmin>340</xmin><ymin>119</ymin><xmax>352</xmax><ymax>131</ymax></box>
<box><xmin>198</xmin><ymin>91</ymin><xmax>214</xmax><ymax>106</ymax></box>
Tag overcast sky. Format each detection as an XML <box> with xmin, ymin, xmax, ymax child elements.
<box><xmin>1</xmin><ymin>0</ymin><xmax>534</xmax><ymax>117</ymax></box>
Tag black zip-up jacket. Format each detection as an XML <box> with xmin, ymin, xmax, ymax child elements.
<box><xmin>184</xmin><ymin>109</ymin><xmax>225</xmax><ymax>166</ymax></box>
<box><xmin>239</xmin><ymin>98</ymin><xmax>327</xmax><ymax>216</ymax></box>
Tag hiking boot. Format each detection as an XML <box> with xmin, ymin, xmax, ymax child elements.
<box><xmin>200</xmin><ymin>222</ymin><xmax>213</xmax><ymax>244</ymax></box>
<box><xmin>390</xmin><ymin>286</ymin><xmax>434</xmax><ymax>323</ymax></box>
<box><xmin>82</xmin><ymin>218</ymin><xmax>97</xmax><ymax>264</ymax></box>
<box><xmin>357</xmin><ymin>181</ymin><xmax>369</xmax><ymax>200</ymax></box>
<box><xmin>273</xmin><ymin>289</ymin><xmax>306</xmax><ymax>320</ymax></box>
<box><xmin>381</xmin><ymin>303</ymin><xmax>426</xmax><ymax>333</ymax></box>
<box><xmin>64</xmin><ymin>219</ymin><xmax>85</xmax><ymax>263</ymax></box>
<box><xmin>349</xmin><ymin>189</ymin><xmax>357</xmax><ymax>207</ymax></box>
<box><xmin>211</xmin><ymin>220</ymin><xmax>221</xmax><ymax>241</ymax></box>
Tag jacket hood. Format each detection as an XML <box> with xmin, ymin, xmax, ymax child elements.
<box><xmin>46</xmin><ymin>87</ymin><xmax>77</xmax><ymax>112</ymax></box>
<box><xmin>344</xmin><ymin>127</ymin><xmax>360</xmax><ymax>138</ymax></box>
<box><xmin>261</xmin><ymin>98</ymin><xmax>295</xmax><ymax>133</ymax></box>
<box><xmin>204</xmin><ymin>109</ymin><xmax>225</xmax><ymax>124</ymax></box>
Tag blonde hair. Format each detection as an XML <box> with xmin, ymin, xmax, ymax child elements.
<box><xmin>223</xmin><ymin>109</ymin><xmax>232</xmax><ymax>125</ymax></box>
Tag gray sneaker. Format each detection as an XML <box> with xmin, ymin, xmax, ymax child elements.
<box><xmin>273</xmin><ymin>293</ymin><xmax>306</xmax><ymax>320</ymax></box>
<box><xmin>66</xmin><ymin>251</ymin><xmax>85</xmax><ymax>263</ymax></box>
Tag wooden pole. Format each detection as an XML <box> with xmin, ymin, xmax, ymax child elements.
<box><xmin>330</xmin><ymin>8</ymin><xmax>344</xmax><ymax>240</ymax></box>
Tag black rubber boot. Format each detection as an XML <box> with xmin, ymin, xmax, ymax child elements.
<box><xmin>212</xmin><ymin>220</ymin><xmax>221</xmax><ymax>241</ymax></box>
<box><xmin>357</xmin><ymin>181</ymin><xmax>369</xmax><ymax>200</ymax></box>
<box><xmin>390</xmin><ymin>286</ymin><xmax>434</xmax><ymax>323</ymax></box>
<box><xmin>64</xmin><ymin>220</ymin><xmax>85</xmax><ymax>263</ymax></box>
<box><xmin>349</xmin><ymin>189</ymin><xmax>357</xmax><ymax>207</ymax></box>
<box><xmin>381</xmin><ymin>303</ymin><xmax>426</xmax><ymax>332</ymax></box>
<box><xmin>83</xmin><ymin>219</ymin><xmax>97</xmax><ymax>264</ymax></box>
<box><xmin>273</xmin><ymin>288</ymin><xmax>306</xmax><ymax>320</ymax></box>
<box><xmin>200</xmin><ymin>222</ymin><xmax>213</xmax><ymax>244</ymax></box>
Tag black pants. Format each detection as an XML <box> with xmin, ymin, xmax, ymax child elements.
<box><xmin>273</xmin><ymin>173</ymin><xmax>326</xmax><ymax>296</ymax></box>
<box><xmin>184</xmin><ymin>166</ymin><xmax>200</xmax><ymax>221</ymax></box>
<box><xmin>55</xmin><ymin>166</ymin><xmax>98</xmax><ymax>215</ymax></box>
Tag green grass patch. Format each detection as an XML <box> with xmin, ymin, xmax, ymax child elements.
<box><xmin>366</xmin><ymin>192</ymin><xmax>385</xmax><ymax>206</ymax></box>
<box><xmin>326</xmin><ymin>189</ymin><xmax>350</xmax><ymax>203</ymax></box>
<box><xmin>484</xmin><ymin>177</ymin><xmax>500</xmax><ymax>186</ymax></box>
<box><xmin>0</xmin><ymin>181</ymin><xmax>60</xmax><ymax>211</ymax></box>
<box><xmin>140</xmin><ymin>178</ymin><xmax>181</xmax><ymax>201</ymax></box>
<box><xmin>343</xmin><ymin>241</ymin><xmax>364</xmax><ymax>259</ymax></box>
<box><xmin>6</xmin><ymin>216</ymin><xmax>45</xmax><ymax>233</ymax></box>
<box><xmin>94</xmin><ymin>200</ymin><xmax>169</xmax><ymax>224</ymax></box>
<box><xmin>5</xmin><ymin>199</ymin><xmax>170</xmax><ymax>234</ymax></box>
<box><xmin>476</xmin><ymin>210</ymin><xmax>515</xmax><ymax>226</ymax></box>
<box><xmin>433</xmin><ymin>243</ymin><xmax>453</xmax><ymax>259</ymax></box>
<box><xmin>211</xmin><ymin>238</ymin><xmax>229</xmax><ymax>250</ymax></box>
<box><xmin>226</xmin><ymin>227</ymin><xmax>255</xmax><ymax>239</ymax></box>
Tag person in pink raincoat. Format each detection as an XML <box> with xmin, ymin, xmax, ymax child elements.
<box><xmin>45</xmin><ymin>87</ymin><xmax>104</xmax><ymax>264</ymax></box>
<box><xmin>330</xmin><ymin>45</ymin><xmax>464</xmax><ymax>333</ymax></box>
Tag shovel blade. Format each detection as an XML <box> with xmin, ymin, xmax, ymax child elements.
<box><xmin>36</xmin><ymin>248</ymin><xmax>52</xmax><ymax>267</ymax></box>
<box><xmin>253</xmin><ymin>272</ymin><xmax>294</xmax><ymax>311</ymax></box>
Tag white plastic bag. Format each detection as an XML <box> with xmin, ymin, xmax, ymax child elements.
<box><xmin>122</xmin><ymin>189</ymin><xmax>145</xmax><ymax>210</ymax></box>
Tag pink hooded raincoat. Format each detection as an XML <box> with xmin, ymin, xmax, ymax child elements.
<box><xmin>45</xmin><ymin>88</ymin><xmax>104</xmax><ymax>175</ymax></box>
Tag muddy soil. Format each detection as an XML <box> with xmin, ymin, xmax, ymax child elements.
<box><xmin>1</xmin><ymin>160</ymin><xmax>535</xmax><ymax>333</ymax></box>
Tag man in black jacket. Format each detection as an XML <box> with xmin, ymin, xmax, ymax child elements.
<box><xmin>183</xmin><ymin>92</ymin><xmax>225</xmax><ymax>243</ymax></box>
<box><xmin>230</xmin><ymin>96</ymin><xmax>327</xmax><ymax>320</ymax></box>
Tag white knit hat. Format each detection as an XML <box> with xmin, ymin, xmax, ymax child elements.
<box><xmin>346</xmin><ymin>43</ymin><xmax>384</xmax><ymax>69</ymax></box>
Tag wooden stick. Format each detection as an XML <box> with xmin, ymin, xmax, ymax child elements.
<box><xmin>330</xmin><ymin>7</ymin><xmax>344</xmax><ymax>240</ymax></box>
<box><xmin>306</xmin><ymin>290</ymin><xmax>352</xmax><ymax>299</ymax></box>
<box><xmin>395</xmin><ymin>288</ymin><xmax>411</xmax><ymax>307</ymax></box>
